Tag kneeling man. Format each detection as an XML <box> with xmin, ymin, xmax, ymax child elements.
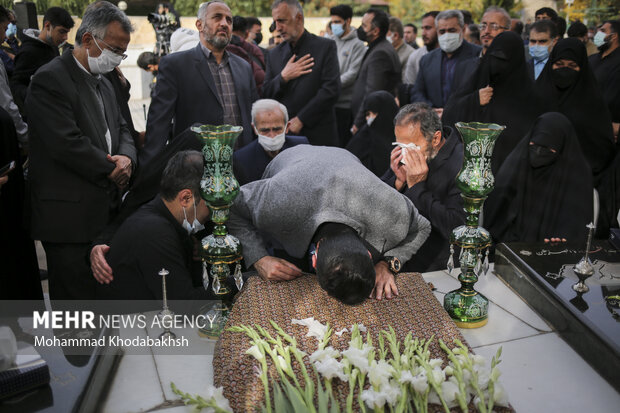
<box><xmin>96</xmin><ymin>151</ymin><xmax>214</xmax><ymax>300</ymax></box>
<box><xmin>228</xmin><ymin>145</ymin><xmax>431</xmax><ymax>304</ymax></box>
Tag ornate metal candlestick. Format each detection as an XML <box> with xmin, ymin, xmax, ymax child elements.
<box><xmin>191</xmin><ymin>125</ymin><xmax>244</xmax><ymax>339</ymax></box>
<box><xmin>572</xmin><ymin>223</ymin><xmax>596</xmax><ymax>293</ymax></box>
<box><xmin>158</xmin><ymin>268</ymin><xmax>176</xmax><ymax>339</ymax></box>
<box><xmin>443</xmin><ymin>122</ymin><xmax>505</xmax><ymax>328</ymax></box>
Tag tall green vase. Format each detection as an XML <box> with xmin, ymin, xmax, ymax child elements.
<box><xmin>191</xmin><ymin>124</ymin><xmax>244</xmax><ymax>338</ymax></box>
<box><xmin>443</xmin><ymin>122</ymin><xmax>505</xmax><ymax>328</ymax></box>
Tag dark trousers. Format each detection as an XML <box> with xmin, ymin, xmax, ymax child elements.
<box><xmin>335</xmin><ymin>106</ymin><xmax>353</xmax><ymax>148</ymax></box>
<box><xmin>42</xmin><ymin>242</ymin><xmax>96</xmax><ymax>300</ymax></box>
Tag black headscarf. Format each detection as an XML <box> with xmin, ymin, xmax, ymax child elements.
<box><xmin>443</xmin><ymin>31</ymin><xmax>546</xmax><ymax>173</ymax></box>
<box><xmin>536</xmin><ymin>38</ymin><xmax>615</xmax><ymax>181</ymax></box>
<box><xmin>485</xmin><ymin>112</ymin><xmax>593</xmax><ymax>243</ymax></box>
<box><xmin>346</xmin><ymin>91</ymin><xmax>399</xmax><ymax>176</ymax></box>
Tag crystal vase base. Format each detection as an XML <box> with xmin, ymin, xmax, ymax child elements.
<box><xmin>444</xmin><ymin>288</ymin><xmax>489</xmax><ymax>328</ymax></box>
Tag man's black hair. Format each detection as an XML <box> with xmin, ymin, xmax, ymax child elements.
<box><xmin>421</xmin><ymin>11</ymin><xmax>440</xmax><ymax>20</ymax></box>
<box><xmin>604</xmin><ymin>19</ymin><xmax>620</xmax><ymax>36</ymax></box>
<box><xmin>567</xmin><ymin>21</ymin><xmax>587</xmax><ymax>38</ymax></box>
<box><xmin>535</xmin><ymin>7</ymin><xmax>558</xmax><ymax>20</ymax></box>
<box><xmin>460</xmin><ymin>10</ymin><xmax>473</xmax><ymax>25</ymax></box>
<box><xmin>43</xmin><ymin>6</ymin><xmax>75</xmax><ymax>29</ymax></box>
<box><xmin>160</xmin><ymin>150</ymin><xmax>204</xmax><ymax>201</ymax></box>
<box><xmin>0</xmin><ymin>6</ymin><xmax>9</xmax><ymax>23</ymax></box>
<box><xmin>405</xmin><ymin>23</ymin><xmax>417</xmax><ymax>34</ymax></box>
<box><xmin>512</xmin><ymin>20</ymin><xmax>524</xmax><ymax>35</ymax></box>
<box><xmin>530</xmin><ymin>19</ymin><xmax>558</xmax><ymax>39</ymax></box>
<box><xmin>269</xmin><ymin>20</ymin><xmax>276</xmax><ymax>33</ymax></box>
<box><xmin>315</xmin><ymin>226</ymin><xmax>375</xmax><ymax>305</ymax></box>
<box><xmin>330</xmin><ymin>5</ymin><xmax>353</xmax><ymax>21</ymax></box>
<box><xmin>366</xmin><ymin>8</ymin><xmax>389</xmax><ymax>38</ymax></box>
<box><xmin>233</xmin><ymin>15</ymin><xmax>247</xmax><ymax>33</ymax></box>
<box><xmin>554</xmin><ymin>17</ymin><xmax>566</xmax><ymax>38</ymax></box>
<box><xmin>137</xmin><ymin>51</ymin><xmax>160</xmax><ymax>70</ymax></box>
<box><xmin>245</xmin><ymin>16</ymin><xmax>261</xmax><ymax>27</ymax></box>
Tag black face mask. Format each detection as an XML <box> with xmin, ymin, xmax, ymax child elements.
<box><xmin>489</xmin><ymin>55</ymin><xmax>511</xmax><ymax>81</ymax></box>
<box><xmin>357</xmin><ymin>26</ymin><xmax>367</xmax><ymax>42</ymax></box>
<box><xmin>529</xmin><ymin>144</ymin><xmax>558</xmax><ymax>168</ymax></box>
<box><xmin>255</xmin><ymin>32</ymin><xmax>263</xmax><ymax>45</ymax></box>
<box><xmin>551</xmin><ymin>67</ymin><xmax>579</xmax><ymax>90</ymax></box>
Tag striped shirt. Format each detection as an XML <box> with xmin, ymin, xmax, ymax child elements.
<box><xmin>201</xmin><ymin>43</ymin><xmax>241</xmax><ymax>127</ymax></box>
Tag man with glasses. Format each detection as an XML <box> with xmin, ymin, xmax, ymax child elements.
<box><xmin>233</xmin><ymin>98</ymin><xmax>308</xmax><ymax>185</ymax></box>
<box><xmin>479</xmin><ymin>6</ymin><xmax>511</xmax><ymax>54</ymax></box>
<box><xmin>10</xmin><ymin>6</ymin><xmax>74</xmax><ymax>115</ymax></box>
<box><xmin>26</xmin><ymin>1</ymin><xmax>137</xmax><ymax>300</ymax></box>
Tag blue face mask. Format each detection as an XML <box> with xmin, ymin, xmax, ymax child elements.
<box><xmin>332</xmin><ymin>23</ymin><xmax>344</xmax><ymax>38</ymax></box>
<box><xmin>529</xmin><ymin>45</ymin><xmax>549</xmax><ymax>62</ymax></box>
<box><xmin>5</xmin><ymin>23</ymin><xmax>16</xmax><ymax>38</ymax></box>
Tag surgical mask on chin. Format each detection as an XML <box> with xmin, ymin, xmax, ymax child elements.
<box><xmin>331</xmin><ymin>23</ymin><xmax>344</xmax><ymax>38</ymax></box>
<box><xmin>386</xmin><ymin>34</ymin><xmax>393</xmax><ymax>44</ymax></box>
<box><xmin>438</xmin><ymin>32</ymin><xmax>462</xmax><ymax>53</ymax></box>
<box><xmin>182</xmin><ymin>198</ymin><xmax>205</xmax><ymax>234</ymax></box>
<box><xmin>5</xmin><ymin>23</ymin><xmax>16</xmax><ymax>38</ymax></box>
<box><xmin>258</xmin><ymin>131</ymin><xmax>286</xmax><ymax>152</ymax></box>
<box><xmin>366</xmin><ymin>116</ymin><xmax>376</xmax><ymax>127</ymax></box>
<box><xmin>529</xmin><ymin>45</ymin><xmax>549</xmax><ymax>61</ymax></box>
<box><xmin>593</xmin><ymin>31</ymin><xmax>607</xmax><ymax>48</ymax></box>
<box><xmin>87</xmin><ymin>38</ymin><xmax>123</xmax><ymax>74</ymax></box>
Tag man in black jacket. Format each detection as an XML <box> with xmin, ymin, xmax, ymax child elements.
<box><xmin>10</xmin><ymin>6</ymin><xmax>73</xmax><ymax>114</ymax></box>
<box><xmin>382</xmin><ymin>103</ymin><xmax>465</xmax><ymax>272</ymax></box>
<box><xmin>262</xmin><ymin>0</ymin><xmax>340</xmax><ymax>146</ymax></box>
<box><xmin>350</xmin><ymin>8</ymin><xmax>401</xmax><ymax>132</ymax></box>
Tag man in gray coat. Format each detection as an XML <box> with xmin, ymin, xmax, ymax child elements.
<box><xmin>228</xmin><ymin>145</ymin><xmax>431</xmax><ymax>304</ymax></box>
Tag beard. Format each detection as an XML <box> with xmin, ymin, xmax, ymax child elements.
<box><xmin>204</xmin><ymin>30</ymin><xmax>231</xmax><ymax>49</ymax></box>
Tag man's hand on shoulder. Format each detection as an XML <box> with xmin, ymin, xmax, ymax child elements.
<box><xmin>91</xmin><ymin>244</ymin><xmax>113</xmax><ymax>284</ymax></box>
<box><xmin>371</xmin><ymin>261</ymin><xmax>398</xmax><ymax>300</ymax></box>
<box><xmin>254</xmin><ymin>256</ymin><xmax>303</xmax><ymax>281</ymax></box>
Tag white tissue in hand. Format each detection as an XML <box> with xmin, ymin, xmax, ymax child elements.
<box><xmin>0</xmin><ymin>326</ymin><xmax>17</xmax><ymax>372</ymax></box>
<box><xmin>392</xmin><ymin>142</ymin><xmax>421</xmax><ymax>165</ymax></box>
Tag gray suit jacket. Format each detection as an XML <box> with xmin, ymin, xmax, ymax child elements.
<box><xmin>27</xmin><ymin>52</ymin><xmax>137</xmax><ymax>243</ymax></box>
<box><xmin>228</xmin><ymin>145</ymin><xmax>431</xmax><ymax>267</ymax></box>
<box><xmin>141</xmin><ymin>44</ymin><xmax>258</xmax><ymax>166</ymax></box>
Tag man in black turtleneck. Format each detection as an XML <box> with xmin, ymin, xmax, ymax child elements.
<box><xmin>262</xmin><ymin>0</ymin><xmax>340</xmax><ymax>146</ymax></box>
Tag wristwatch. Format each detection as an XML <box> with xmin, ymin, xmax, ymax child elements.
<box><xmin>382</xmin><ymin>256</ymin><xmax>401</xmax><ymax>274</ymax></box>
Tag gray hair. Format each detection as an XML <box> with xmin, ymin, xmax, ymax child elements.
<box><xmin>75</xmin><ymin>1</ymin><xmax>133</xmax><ymax>46</ymax></box>
<box><xmin>197</xmin><ymin>1</ymin><xmax>226</xmax><ymax>21</ymax></box>
<box><xmin>483</xmin><ymin>6</ymin><xmax>511</xmax><ymax>29</ymax></box>
<box><xmin>251</xmin><ymin>99</ymin><xmax>289</xmax><ymax>125</ymax></box>
<box><xmin>436</xmin><ymin>10</ymin><xmax>464</xmax><ymax>28</ymax></box>
<box><xmin>271</xmin><ymin>0</ymin><xmax>303</xmax><ymax>18</ymax></box>
<box><xmin>394</xmin><ymin>103</ymin><xmax>442</xmax><ymax>144</ymax></box>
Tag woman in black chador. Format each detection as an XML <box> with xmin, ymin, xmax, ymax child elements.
<box><xmin>443</xmin><ymin>31</ymin><xmax>546</xmax><ymax>174</ymax></box>
<box><xmin>484</xmin><ymin>112</ymin><xmax>593</xmax><ymax>243</ymax></box>
<box><xmin>346</xmin><ymin>91</ymin><xmax>399</xmax><ymax>177</ymax></box>
<box><xmin>536</xmin><ymin>37</ymin><xmax>615</xmax><ymax>182</ymax></box>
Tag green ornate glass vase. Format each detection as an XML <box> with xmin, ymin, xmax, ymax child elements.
<box><xmin>191</xmin><ymin>124</ymin><xmax>244</xmax><ymax>339</ymax></box>
<box><xmin>443</xmin><ymin>122</ymin><xmax>505</xmax><ymax>328</ymax></box>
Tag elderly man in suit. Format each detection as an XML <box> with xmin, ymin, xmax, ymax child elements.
<box><xmin>27</xmin><ymin>1</ymin><xmax>137</xmax><ymax>299</ymax></box>
<box><xmin>229</xmin><ymin>145</ymin><xmax>430</xmax><ymax>303</ymax></box>
<box><xmin>350</xmin><ymin>8</ymin><xmax>401</xmax><ymax>132</ymax></box>
<box><xmin>410</xmin><ymin>10</ymin><xmax>481</xmax><ymax>118</ymax></box>
<box><xmin>141</xmin><ymin>0</ymin><xmax>258</xmax><ymax>167</ymax></box>
<box><xmin>262</xmin><ymin>0</ymin><xmax>340</xmax><ymax>146</ymax></box>
<box><xmin>233</xmin><ymin>98</ymin><xmax>308</xmax><ymax>185</ymax></box>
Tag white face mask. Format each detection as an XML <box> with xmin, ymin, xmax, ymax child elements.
<box><xmin>386</xmin><ymin>34</ymin><xmax>393</xmax><ymax>44</ymax></box>
<box><xmin>182</xmin><ymin>197</ymin><xmax>205</xmax><ymax>234</ymax></box>
<box><xmin>257</xmin><ymin>131</ymin><xmax>286</xmax><ymax>152</ymax></box>
<box><xmin>366</xmin><ymin>115</ymin><xmax>376</xmax><ymax>127</ymax></box>
<box><xmin>438</xmin><ymin>32</ymin><xmax>463</xmax><ymax>53</ymax></box>
<box><xmin>593</xmin><ymin>31</ymin><xmax>607</xmax><ymax>48</ymax></box>
<box><xmin>87</xmin><ymin>37</ymin><xmax>123</xmax><ymax>74</ymax></box>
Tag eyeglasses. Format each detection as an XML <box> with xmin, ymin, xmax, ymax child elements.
<box><xmin>257</xmin><ymin>126</ymin><xmax>284</xmax><ymax>134</ymax></box>
<box><xmin>94</xmin><ymin>35</ymin><xmax>128</xmax><ymax>60</ymax></box>
<box><xmin>479</xmin><ymin>23</ymin><xmax>509</xmax><ymax>32</ymax></box>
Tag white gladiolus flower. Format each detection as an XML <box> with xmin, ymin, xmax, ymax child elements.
<box><xmin>245</xmin><ymin>345</ymin><xmax>264</xmax><ymax>361</ymax></box>
<box><xmin>443</xmin><ymin>365</ymin><xmax>454</xmax><ymax>376</ymax></box>
<box><xmin>476</xmin><ymin>367</ymin><xmax>491</xmax><ymax>390</ymax></box>
<box><xmin>382</xmin><ymin>380</ymin><xmax>402</xmax><ymax>405</ymax></box>
<box><xmin>368</xmin><ymin>360</ymin><xmax>394</xmax><ymax>388</ymax></box>
<box><xmin>472</xmin><ymin>354</ymin><xmax>486</xmax><ymax>366</ymax></box>
<box><xmin>441</xmin><ymin>379</ymin><xmax>460</xmax><ymax>408</ymax></box>
<box><xmin>356</xmin><ymin>323</ymin><xmax>367</xmax><ymax>332</ymax></box>
<box><xmin>277</xmin><ymin>355</ymin><xmax>288</xmax><ymax>371</ymax></box>
<box><xmin>411</xmin><ymin>373</ymin><xmax>429</xmax><ymax>394</ymax></box>
<box><xmin>430</xmin><ymin>367</ymin><xmax>445</xmax><ymax>384</ymax></box>
<box><xmin>335</xmin><ymin>328</ymin><xmax>348</xmax><ymax>336</ymax></box>
<box><xmin>401</xmin><ymin>354</ymin><xmax>409</xmax><ymax>365</ymax></box>
<box><xmin>494</xmin><ymin>382</ymin><xmax>510</xmax><ymax>406</ymax></box>
<box><xmin>428</xmin><ymin>389</ymin><xmax>441</xmax><ymax>405</ymax></box>
<box><xmin>398</xmin><ymin>370</ymin><xmax>415</xmax><ymax>385</ymax></box>
<box><xmin>314</xmin><ymin>358</ymin><xmax>348</xmax><ymax>381</ymax></box>
<box><xmin>203</xmin><ymin>385</ymin><xmax>233</xmax><ymax>412</ymax></box>
<box><xmin>309</xmin><ymin>346</ymin><xmax>340</xmax><ymax>363</ymax></box>
<box><xmin>429</xmin><ymin>358</ymin><xmax>443</xmax><ymax>369</ymax></box>
<box><xmin>490</xmin><ymin>366</ymin><xmax>501</xmax><ymax>381</ymax></box>
<box><xmin>342</xmin><ymin>346</ymin><xmax>372</xmax><ymax>374</ymax></box>
<box><xmin>292</xmin><ymin>317</ymin><xmax>328</xmax><ymax>340</ymax></box>
<box><xmin>361</xmin><ymin>388</ymin><xmax>387</xmax><ymax>408</ymax></box>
